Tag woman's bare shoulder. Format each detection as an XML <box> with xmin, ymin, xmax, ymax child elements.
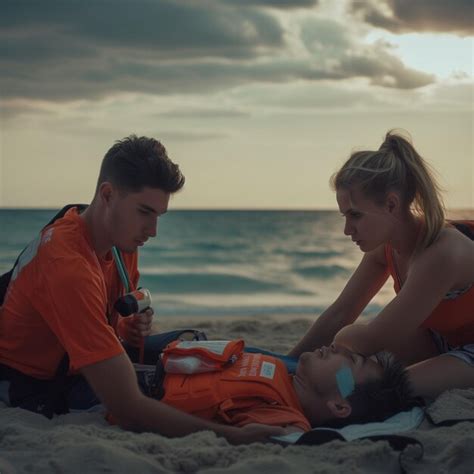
<box><xmin>411</xmin><ymin>226</ymin><xmax>474</xmax><ymax>282</ymax></box>
<box><xmin>437</xmin><ymin>225</ymin><xmax>474</xmax><ymax>256</ymax></box>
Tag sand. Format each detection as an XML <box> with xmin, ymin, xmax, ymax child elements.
<box><xmin>1</xmin><ymin>316</ymin><xmax>473</xmax><ymax>474</ymax></box>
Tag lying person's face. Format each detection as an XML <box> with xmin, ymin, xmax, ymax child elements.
<box><xmin>293</xmin><ymin>343</ymin><xmax>382</xmax><ymax>425</ymax></box>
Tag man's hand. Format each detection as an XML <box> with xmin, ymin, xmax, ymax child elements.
<box><xmin>225</xmin><ymin>423</ymin><xmax>286</xmax><ymax>445</ymax></box>
<box><xmin>119</xmin><ymin>308</ymin><xmax>154</xmax><ymax>346</ymax></box>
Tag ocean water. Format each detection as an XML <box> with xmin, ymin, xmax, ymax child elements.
<box><xmin>0</xmin><ymin>209</ymin><xmax>393</xmax><ymax>318</ymax></box>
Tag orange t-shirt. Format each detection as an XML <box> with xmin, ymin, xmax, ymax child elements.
<box><xmin>162</xmin><ymin>352</ymin><xmax>311</xmax><ymax>431</ymax></box>
<box><xmin>0</xmin><ymin>208</ymin><xmax>139</xmax><ymax>379</ymax></box>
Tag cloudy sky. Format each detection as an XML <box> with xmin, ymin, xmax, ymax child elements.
<box><xmin>1</xmin><ymin>0</ymin><xmax>472</xmax><ymax>209</ymax></box>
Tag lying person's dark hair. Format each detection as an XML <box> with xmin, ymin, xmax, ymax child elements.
<box><xmin>323</xmin><ymin>351</ymin><xmax>423</xmax><ymax>428</ymax></box>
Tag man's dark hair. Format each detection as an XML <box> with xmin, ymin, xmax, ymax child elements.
<box><xmin>324</xmin><ymin>351</ymin><xmax>423</xmax><ymax>428</ymax></box>
<box><xmin>97</xmin><ymin>135</ymin><xmax>185</xmax><ymax>194</ymax></box>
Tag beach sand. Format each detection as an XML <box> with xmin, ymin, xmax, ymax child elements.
<box><xmin>1</xmin><ymin>315</ymin><xmax>473</xmax><ymax>474</ymax></box>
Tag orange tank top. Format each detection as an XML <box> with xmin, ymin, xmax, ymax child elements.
<box><xmin>384</xmin><ymin>220</ymin><xmax>474</xmax><ymax>346</ymax></box>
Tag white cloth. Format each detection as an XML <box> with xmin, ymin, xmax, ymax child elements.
<box><xmin>272</xmin><ymin>406</ymin><xmax>425</xmax><ymax>444</ymax></box>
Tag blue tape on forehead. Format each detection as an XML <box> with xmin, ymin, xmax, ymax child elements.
<box><xmin>336</xmin><ymin>365</ymin><xmax>355</xmax><ymax>398</ymax></box>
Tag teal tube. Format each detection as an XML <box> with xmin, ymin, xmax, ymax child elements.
<box><xmin>112</xmin><ymin>246</ymin><xmax>130</xmax><ymax>293</ymax></box>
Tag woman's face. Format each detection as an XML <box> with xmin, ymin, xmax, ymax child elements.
<box><xmin>336</xmin><ymin>187</ymin><xmax>395</xmax><ymax>252</ymax></box>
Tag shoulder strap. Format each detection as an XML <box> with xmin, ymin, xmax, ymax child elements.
<box><xmin>294</xmin><ymin>428</ymin><xmax>344</xmax><ymax>444</ymax></box>
<box><xmin>384</xmin><ymin>243</ymin><xmax>402</xmax><ymax>291</ymax></box>
<box><xmin>0</xmin><ymin>269</ymin><xmax>15</xmax><ymax>307</ymax></box>
<box><xmin>43</xmin><ymin>203</ymin><xmax>88</xmax><ymax>228</ymax></box>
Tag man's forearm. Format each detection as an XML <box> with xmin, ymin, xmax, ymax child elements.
<box><xmin>116</xmin><ymin>394</ymin><xmax>238</xmax><ymax>441</ymax></box>
<box><xmin>83</xmin><ymin>351</ymin><xmax>285</xmax><ymax>444</ymax></box>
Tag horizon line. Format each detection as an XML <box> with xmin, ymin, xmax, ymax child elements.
<box><xmin>1</xmin><ymin>206</ymin><xmax>473</xmax><ymax>212</ymax></box>
<box><xmin>0</xmin><ymin>206</ymin><xmax>338</xmax><ymax>212</ymax></box>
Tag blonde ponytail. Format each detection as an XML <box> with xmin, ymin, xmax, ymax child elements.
<box><xmin>331</xmin><ymin>129</ymin><xmax>445</xmax><ymax>252</ymax></box>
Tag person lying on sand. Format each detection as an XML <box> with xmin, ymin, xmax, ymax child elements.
<box><xmin>133</xmin><ymin>341</ymin><xmax>421</xmax><ymax>433</ymax></box>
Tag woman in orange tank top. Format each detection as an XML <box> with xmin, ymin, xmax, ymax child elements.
<box><xmin>289</xmin><ymin>129</ymin><xmax>474</xmax><ymax>399</ymax></box>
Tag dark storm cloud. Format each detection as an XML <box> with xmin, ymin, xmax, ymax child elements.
<box><xmin>0</xmin><ymin>0</ymin><xmax>435</xmax><ymax>108</ymax></box>
<box><xmin>0</xmin><ymin>0</ymin><xmax>284</xmax><ymax>61</ymax></box>
<box><xmin>222</xmin><ymin>0</ymin><xmax>319</xmax><ymax>8</ymax></box>
<box><xmin>350</xmin><ymin>0</ymin><xmax>473</xmax><ymax>35</ymax></box>
<box><xmin>1</xmin><ymin>54</ymin><xmax>433</xmax><ymax>103</ymax></box>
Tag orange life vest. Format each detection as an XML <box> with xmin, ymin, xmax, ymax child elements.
<box><xmin>162</xmin><ymin>352</ymin><xmax>311</xmax><ymax>431</ymax></box>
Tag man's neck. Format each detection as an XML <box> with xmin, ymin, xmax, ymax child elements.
<box><xmin>80</xmin><ymin>202</ymin><xmax>113</xmax><ymax>258</ymax></box>
<box><xmin>291</xmin><ymin>374</ymin><xmax>326</xmax><ymax>426</ymax></box>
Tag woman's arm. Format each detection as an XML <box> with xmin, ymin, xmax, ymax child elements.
<box><xmin>288</xmin><ymin>247</ymin><xmax>389</xmax><ymax>357</ymax></box>
<box><xmin>334</xmin><ymin>236</ymin><xmax>462</xmax><ymax>355</ymax></box>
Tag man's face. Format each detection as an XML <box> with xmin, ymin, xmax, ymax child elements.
<box><xmin>106</xmin><ymin>185</ymin><xmax>170</xmax><ymax>253</ymax></box>
<box><xmin>293</xmin><ymin>344</ymin><xmax>382</xmax><ymax>421</ymax></box>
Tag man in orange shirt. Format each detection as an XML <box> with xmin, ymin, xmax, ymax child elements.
<box><xmin>0</xmin><ymin>135</ymin><xmax>285</xmax><ymax>443</ymax></box>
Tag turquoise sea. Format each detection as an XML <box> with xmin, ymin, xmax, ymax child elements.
<box><xmin>0</xmin><ymin>209</ymin><xmax>393</xmax><ymax>318</ymax></box>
